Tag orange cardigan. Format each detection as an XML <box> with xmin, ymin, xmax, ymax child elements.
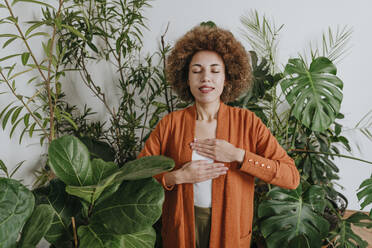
<box><xmin>138</xmin><ymin>101</ymin><xmax>300</xmax><ymax>248</ymax></box>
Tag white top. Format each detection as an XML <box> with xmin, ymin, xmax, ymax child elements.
<box><xmin>192</xmin><ymin>150</ymin><xmax>213</xmax><ymax>208</ymax></box>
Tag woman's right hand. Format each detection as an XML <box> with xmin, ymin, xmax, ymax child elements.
<box><xmin>165</xmin><ymin>160</ymin><xmax>228</xmax><ymax>186</ymax></box>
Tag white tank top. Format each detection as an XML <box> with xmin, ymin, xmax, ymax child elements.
<box><xmin>192</xmin><ymin>150</ymin><xmax>213</xmax><ymax>208</ymax></box>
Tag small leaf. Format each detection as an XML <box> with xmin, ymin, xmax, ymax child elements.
<box><xmin>21</xmin><ymin>52</ymin><xmax>30</xmax><ymax>65</ymax></box>
<box><xmin>61</xmin><ymin>113</ymin><xmax>78</xmax><ymax>130</ymax></box>
<box><xmin>0</xmin><ymin>53</ymin><xmax>21</xmax><ymax>62</ymax></box>
<box><xmin>11</xmin><ymin>106</ymin><xmax>22</xmax><ymax>124</ymax></box>
<box><xmin>29</xmin><ymin>122</ymin><xmax>36</xmax><ymax>137</ymax></box>
<box><xmin>9</xmin><ymin>160</ymin><xmax>25</xmax><ymax>178</ymax></box>
<box><xmin>9</xmin><ymin>116</ymin><xmax>23</xmax><ymax>138</ymax></box>
<box><xmin>0</xmin><ymin>159</ymin><xmax>9</xmax><ymax>178</ymax></box>
<box><xmin>23</xmin><ymin>113</ymin><xmax>30</xmax><ymax>126</ymax></box>
<box><xmin>2</xmin><ymin>106</ymin><xmax>17</xmax><ymax>129</ymax></box>
<box><xmin>25</xmin><ymin>21</ymin><xmax>45</xmax><ymax>37</ymax></box>
<box><xmin>61</xmin><ymin>24</ymin><xmax>86</xmax><ymax>40</ymax></box>
<box><xmin>2</xmin><ymin>37</ymin><xmax>17</xmax><ymax>49</ymax></box>
<box><xmin>26</xmin><ymin>32</ymin><xmax>49</xmax><ymax>39</ymax></box>
<box><xmin>0</xmin><ymin>102</ymin><xmax>14</xmax><ymax>120</ymax></box>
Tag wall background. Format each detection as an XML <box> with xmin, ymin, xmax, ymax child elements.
<box><xmin>0</xmin><ymin>0</ymin><xmax>371</xmax><ymax>220</ymax></box>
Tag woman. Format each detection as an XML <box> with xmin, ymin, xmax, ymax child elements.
<box><xmin>138</xmin><ymin>25</ymin><xmax>300</xmax><ymax>248</ymax></box>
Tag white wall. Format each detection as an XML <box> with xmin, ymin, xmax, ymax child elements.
<box><xmin>0</xmin><ymin>0</ymin><xmax>371</xmax><ymax>218</ymax></box>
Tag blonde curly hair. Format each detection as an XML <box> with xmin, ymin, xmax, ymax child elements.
<box><xmin>166</xmin><ymin>25</ymin><xmax>252</xmax><ymax>103</ymax></box>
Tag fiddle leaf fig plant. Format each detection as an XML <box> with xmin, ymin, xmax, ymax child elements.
<box><xmin>46</xmin><ymin>135</ymin><xmax>175</xmax><ymax>247</ymax></box>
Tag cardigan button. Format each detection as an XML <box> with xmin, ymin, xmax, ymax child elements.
<box><xmin>267</xmin><ymin>166</ymin><xmax>271</xmax><ymax>169</ymax></box>
<box><xmin>248</xmin><ymin>159</ymin><xmax>253</xmax><ymax>162</ymax></box>
<box><xmin>261</xmin><ymin>164</ymin><xmax>265</xmax><ymax>167</ymax></box>
<box><xmin>255</xmin><ymin>161</ymin><xmax>258</xmax><ymax>165</ymax></box>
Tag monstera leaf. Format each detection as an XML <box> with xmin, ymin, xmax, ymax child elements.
<box><xmin>0</xmin><ymin>178</ymin><xmax>35</xmax><ymax>248</ymax></box>
<box><xmin>258</xmin><ymin>184</ymin><xmax>329</xmax><ymax>248</ymax></box>
<box><xmin>78</xmin><ymin>225</ymin><xmax>156</xmax><ymax>248</ymax></box>
<box><xmin>357</xmin><ymin>174</ymin><xmax>372</xmax><ymax>213</ymax></box>
<box><xmin>328</xmin><ymin>212</ymin><xmax>371</xmax><ymax>248</ymax></box>
<box><xmin>280</xmin><ymin>57</ymin><xmax>343</xmax><ymax>132</ymax></box>
<box><xmin>91</xmin><ymin>178</ymin><xmax>164</xmax><ymax>235</ymax></box>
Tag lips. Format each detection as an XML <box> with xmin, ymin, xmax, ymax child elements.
<box><xmin>199</xmin><ymin>86</ymin><xmax>214</xmax><ymax>93</ymax></box>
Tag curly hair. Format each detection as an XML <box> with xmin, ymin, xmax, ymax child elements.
<box><xmin>166</xmin><ymin>25</ymin><xmax>252</xmax><ymax>103</ymax></box>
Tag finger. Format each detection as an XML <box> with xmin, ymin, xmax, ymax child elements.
<box><xmin>195</xmin><ymin>150</ymin><xmax>215</xmax><ymax>160</ymax></box>
<box><xmin>195</xmin><ymin>138</ymin><xmax>217</xmax><ymax>145</ymax></box>
<box><xmin>191</xmin><ymin>142</ymin><xmax>214</xmax><ymax>150</ymax></box>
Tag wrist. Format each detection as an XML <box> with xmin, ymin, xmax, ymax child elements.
<box><xmin>164</xmin><ymin>170</ymin><xmax>182</xmax><ymax>186</ymax></box>
<box><xmin>235</xmin><ymin>148</ymin><xmax>245</xmax><ymax>163</ymax></box>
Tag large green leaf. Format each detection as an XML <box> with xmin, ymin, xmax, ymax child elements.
<box><xmin>91</xmin><ymin>178</ymin><xmax>164</xmax><ymax>235</ymax></box>
<box><xmin>18</xmin><ymin>204</ymin><xmax>55</xmax><ymax>247</ymax></box>
<box><xmin>77</xmin><ymin>225</ymin><xmax>156</xmax><ymax>248</ymax></box>
<box><xmin>328</xmin><ymin>212</ymin><xmax>371</xmax><ymax>248</ymax></box>
<box><xmin>65</xmin><ymin>156</ymin><xmax>174</xmax><ymax>204</ymax></box>
<box><xmin>121</xmin><ymin>227</ymin><xmax>156</xmax><ymax>248</ymax></box>
<box><xmin>79</xmin><ymin>137</ymin><xmax>115</xmax><ymax>162</ymax></box>
<box><xmin>0</xmin><ymin>178</ymin><xmax>35</xmax><ymax>248</ymax></box>
<box><xmin>78</xmin><ymin>224</ymin><xmax>123</xmax><ymax>248</ymax></box>
<box><xmin>258</xmin><ymin>184</ymin><xmax>329</xmax><ymax>248</ymax></box>
<box><xmin>48</xmin><ymin>135</ymin><xmax>94</xmax><ymax>186</ymax></box>
<box><xmin>280</xmin><ymin>57</ymin><xmax>343</xmax><ymax>132</ymax></box>
<box><xmin>33</xmin><ymin>179</ymin><xmax>80</xmax><ymax>246</ymax></box>
<box><xmin>357</xmin><ymin>174</ymin><xmax>372</xmax><ymax>210</ymax></box>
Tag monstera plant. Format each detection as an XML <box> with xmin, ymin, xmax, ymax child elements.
<box><xmin>0</xmin><ymin>135</ymin><xmax>174</xmax><ymax>248</ymax></box>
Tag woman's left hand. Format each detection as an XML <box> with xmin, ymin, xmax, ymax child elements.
<box><xmin>190</xmin><ymin>138</ymin><xmax>245</xmax><ymax>163</ymax></box>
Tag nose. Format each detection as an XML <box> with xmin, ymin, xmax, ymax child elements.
<box><xmin>201</xmin><ymin>71</ymin><xmax>211</xmax><ymax>82</ymax></box>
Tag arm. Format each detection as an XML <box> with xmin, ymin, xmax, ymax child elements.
<box><xmin>238</xmin><ymin>115</ymin><xmax>300</xmax><ymax>190</ymax></box>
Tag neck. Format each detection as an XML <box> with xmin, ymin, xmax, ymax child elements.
<box><xmin>195</xmin><ymin>100</ymin><xmax>221</xmax><ymax>121</ymax></box>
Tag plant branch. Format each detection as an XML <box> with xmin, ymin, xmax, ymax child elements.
<box><xmin>0</xmin><ymin>70</ymin><xmax>48</xmax><ymax>137</ymax></box>
<box><xmin>46</xmin><ymin>0</ymin><xmax>64</xmax><ymax>142</ymax></box>
<box><xmin>4</xmin><ymin>0</ymin><xmax>48</xmax><ymax>83</ymax></box>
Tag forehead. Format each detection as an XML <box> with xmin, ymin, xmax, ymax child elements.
<box><xmin>190</xmin><ymin>50</ymin><xmax>224</xmax><ymax>66</ymax></box>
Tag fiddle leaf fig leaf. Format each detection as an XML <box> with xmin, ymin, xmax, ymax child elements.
<box><xmin>66</xmin><ymin>156</ymin><xmax>174</xmax><ymax>204</ymax></box>
<box><xmin>77</xmin><ymin>225</ymin><xmax>156</xmax><ymax>248</ymax></box>
<box><xmin>48</xmin><ymin>135</ymin><xmax>94</xmax><ymax>186</ymax></box>
<box><xmin>121</xmin><ymin>227</ymin><xmax>156</xmax><ymax>248</ymax></box>
<box><xmin>18</xmin><ymin>204</ymin><xmax>55</xmax><ymax>247</ymax></box>
<box><xmin>258</xmin><ymin>184</ymin><xmax>329</xmax><ymax>248</ymax></box>
<box><xmin>280</xmin><ymin>57</ymin><xmax>343</xmax><ymax>132</ymax></box>
<box><xmin>33</xmin><ymin>179</ymin><xmax>80</xmax><ymax>246</ymax></box>
<box><xmin>0</xmin><ymin>178</ymin><xmax>35</xmax><ymax>248</ymax></box>
<box><xmin>91</xmin><ymin>178</ymin><xmax>164</xmax><ymax>235</ymax></box>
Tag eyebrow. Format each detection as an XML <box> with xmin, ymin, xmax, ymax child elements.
<box><xmin>191</xmin><ymin>63</ymin><xmax>222</xmax><ymax>67</ymax></box>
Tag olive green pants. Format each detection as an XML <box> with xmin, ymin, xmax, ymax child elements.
<box><xmin>194</xmin><ymin>206</ymin><xmax>211</xmax><ymax>248</ymax></box>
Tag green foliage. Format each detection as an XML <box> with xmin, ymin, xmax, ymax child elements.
<box><xmin>0</xmin><ymin>178</ymin><xmax>35</xmax><ymax>248</ymax></box>
<box><xmin>18</xmin><ymin>204</ymin><xmax>55</xmax><ymax>247</ymax></box>
<box><xmin>357</xmin><ymin>174</ymin><xmax>372</xmax><ymax>211</ymax></box>
<box><xmin>239</xmin><ymin>10</ymin><xmax>372</xmax><ymax>248</ymax></box>
<box><xmin>46</xmin><ymin>135</ymin><xmax>174</xmax><ymax>247</ymax></box>
<box><xmin>258</xmin><ymin>184</ymin><xmax>329</xmax><ymax>248</ymax></box>
<box><xmin>280</xmin><ymin>57</ymin><xmax>343</xmax><ymax>132</ymax></box>
<box><xmin>328</xmin><ymin>212</ymin><xmax>371</xmax><ymax>248</ymax></box>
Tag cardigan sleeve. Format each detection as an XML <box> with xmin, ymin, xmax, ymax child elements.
<box><xmin>137</xmin><ymin>114</ymin><xmax>175</xmax><ymax>191</ymax></box>
<box><xmin>239</xmin><ymin>114</ymin><xmax>300</xmax><ymax>189</ymax></box>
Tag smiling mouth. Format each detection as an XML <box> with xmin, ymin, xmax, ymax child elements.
<box><xmin>199</xmin><ymin>87</ymin><xmax>214</xmax><ymax>93</ymax></box>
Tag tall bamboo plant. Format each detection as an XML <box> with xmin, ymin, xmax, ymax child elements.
<box><xmin>238</xmin><ymin>10</ymin><xmax>372</xmax><ymax>248</ymax></box>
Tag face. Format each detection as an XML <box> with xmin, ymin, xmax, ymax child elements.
<box><xmin>188</xmin><ymin>50</ymin><xmax>226</xmax><ymax>104</ymax></box>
